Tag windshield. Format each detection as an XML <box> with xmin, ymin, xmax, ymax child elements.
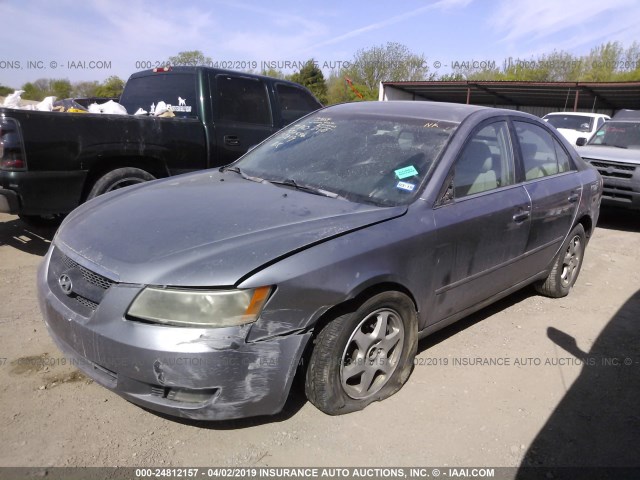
<box><xmin>588</xmin><ymin>122</ymin><xmax>640</xmax><ymax>148</ymax></box>
<box><xmin>545</xmin><ymin>115</ymin><xmax>593</xmax><ymax>132</ymax></box>
<box><xmin>234</xmin><ymin>111</ymin><xmax>458</xmax><ymax>206</ymax></box>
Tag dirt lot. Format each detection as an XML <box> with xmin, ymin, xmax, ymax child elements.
<box><xmin>0</xmin><ymin>209</ymin><xmax>638</xmax><ymax>471</ymax></box>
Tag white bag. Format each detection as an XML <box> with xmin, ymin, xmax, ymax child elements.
<box><xmin>3</xmin><ymin>90</ymin><xmax>25</xmax><ymax>108</ymax></box>
<box><xmin>36</xmin><ymin>96</ymin><xmax>57</xmax><ymax>111</ymax></box>
<box><xmin>153</xmin><ymin>101</ymin><xmax>168</xmax><ymax>116</ymax></box>
<box><xmin>88</xmin><ymin>100</ymin><xmax>128</xmax><ymax>115</ymax></box>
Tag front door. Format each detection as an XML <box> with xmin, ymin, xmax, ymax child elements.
<box><xmin>432</xmin><ymin>120</ymin><xmax>532</xmax><ymax>320</ymax></box>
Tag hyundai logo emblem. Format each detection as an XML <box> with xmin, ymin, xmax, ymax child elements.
<box><xmin>58</xmin><ymin>274</ymin><xmax>73</xmax><ymax>295</ymax></box>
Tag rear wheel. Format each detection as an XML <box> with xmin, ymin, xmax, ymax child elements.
<box><xmin>87</xmin><ymin>167</ymin><xmax>155</xmax><ymax>200</ymax></box>
<box><xmin>535</xmin><ymin>224</ymin><xmax>585</xmax><ymax>298</ymax></box>
<box><xmin>305</xmin><ymin>291</ymin><xmax>418</xmax><ymax>415</ymax></box>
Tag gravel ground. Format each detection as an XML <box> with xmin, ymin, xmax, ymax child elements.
<box><xmin>0</xmin><ymin>208</ymin><xmax>638</xmax><ymax>471</ymax></box>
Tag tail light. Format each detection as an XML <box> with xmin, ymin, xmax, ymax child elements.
<box><xmin>0</xmin><ymin>116</ymin><xmax>27</xmax><ymax>171</ymax></box>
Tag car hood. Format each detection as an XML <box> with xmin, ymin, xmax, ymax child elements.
<box><xmin>578</xmin><ymin>145</ymin><xmax>640</xmax><ymax>165</ymax></box>
<box><xmin>56</xmin><ymin>171</ymin><xmax>406</xmax><ymax>286</ymax></box>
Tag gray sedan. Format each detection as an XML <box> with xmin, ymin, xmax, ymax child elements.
<box><xmin>37</xmin><ymin>101</ymin><xmax>602</xmax><ymax>420</ymax></box>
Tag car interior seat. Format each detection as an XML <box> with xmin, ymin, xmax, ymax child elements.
<box><xmin>455</xmin><ymin>140</ymin><xmax>498</xmax><ymax>197</ymax></box>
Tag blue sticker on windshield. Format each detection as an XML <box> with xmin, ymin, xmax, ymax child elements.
<box><xmin>395</xmin><ymin>166</ymin><xmax>419</xmax><ymax>179</ymax></box>
<box><xmin>396</xmin><ymin>181</ymin><xmax>415</xmax><ymax>192</ymax></box>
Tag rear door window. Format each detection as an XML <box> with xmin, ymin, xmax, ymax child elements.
<box><xmin>454</xmin><ymin>121</ymin><xmax>515</xmax><ymax>197</ymax></box>
<box><xmin>215</xmin><ymin>75</ymin><xmax>272</xmax><ymax>125</ymax></box>
<box><xmin>515</xmin><ymin>121</ymin><xmax>573</xmax><ymax>180</ymax></box>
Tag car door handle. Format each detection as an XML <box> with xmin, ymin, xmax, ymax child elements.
<box><xmin>568</xmin><ymin>193</ymin><xmax>579</xmax><ymax>203</ymax></box>
<box><xmin>224</xmin><ymin>135</ymin><xmax>240</xmax><ymax>146</ymax></box>
<box><xmin>513</xmin><ymin>211</ymin><xmax>531</xmax><ymax>223</ymax></box>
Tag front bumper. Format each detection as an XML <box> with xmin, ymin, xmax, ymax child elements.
<box><xmin>588</xmin><ymin>160</ymin><xmax>640</xmax><ymax>210</ymax></box>
<box><xmin>37</xmin><ymin>248</ymin><xmax>311</xmax><ymax>421</ymax></box>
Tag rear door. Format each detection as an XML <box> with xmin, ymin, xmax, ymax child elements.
<box><xmin>432</xmin><ymin>119</ymin><xmax>532</xmax><ymax>320</ymax></box>
<box><xmin>512</xmin><ymin>120</ymin><xmax>582</xmax><ymax>274</ymax></box>
<box><xmin>210</xmin><ymin>73</ymin><xmax>278</xmax><ymax>167</ymax></box>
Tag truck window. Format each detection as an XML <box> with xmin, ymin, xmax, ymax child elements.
<box><xmin>590</xmin><ymin>122</ymin><xmax>640</xmax><ymax>148</ymax></box>
<box><xmin>215</xmin><ymin>75</ymin><xmax>271</xmax><ymax>125</ymax></box>
<box><xmin>276</xmin><ymin>84</ymin><xmax>322</xmax><ymax>125</ymax></box>
<box><xmin>120</xmin><ymin>73</ymin><xmax>197</xmax><ymax>118</ymax></box>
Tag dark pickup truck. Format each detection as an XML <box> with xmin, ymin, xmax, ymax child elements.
<box><xmin>0</xmin><ymin>67</ymin><xmax>322</xmax><ymax>223</ymax></box>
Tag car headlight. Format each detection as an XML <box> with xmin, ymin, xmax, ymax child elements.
<box><xmin>127</xmin><ymin>286</ymin><xmax>272</xmax><ymax>328</ymax></box>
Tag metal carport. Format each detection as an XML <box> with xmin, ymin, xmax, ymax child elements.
<box><xmin>379</xmin><ymin>81</ymin><xmax>640</xmax><ymax>117</ymax></box>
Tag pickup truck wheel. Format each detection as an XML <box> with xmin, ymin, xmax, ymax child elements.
<box><xmin>87</xmin><ymin>168</ymin><xmax>156</xmax><ymax>200</ymax></box>
<box><xmin>305</xmin><ymin>291</ymin><xmax>418</xmax><ymax>415</ymax></box>
<box><xmin>18</xmin><ymin>214</ymin><xmax>65</xmax><ymax>228</ymax></box>
<box><xmin>535</xmin><ymin>224</ymin><xmax>585</xmax><ymax>298</ymax></box>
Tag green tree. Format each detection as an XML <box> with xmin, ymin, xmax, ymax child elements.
<box><xmin>440</xmin><ymin>42</ymin><xmax>640</xmax><ymax>82</ymax></box>
<box><xmin>72</xmin><ymin>80</ymin><xmax>100</xmax><ymax>98</ymax></box>
<box><xmin>325</xmin><ymin>72</ymin><xmax>378</xmax><ymax>105</ymax></box>
<box><xmin>260</xmin><ymin>68</ymin><xmax>286</xmax><ymax>79</ymax></box>
<box><xmin>326</xmin><ymin>72</ymin><xmax>351</xmax><ymax>105</ymax></box>
<box><xmin>0</xmin><ymin>85</ymin><xmax>14</xmax><ymax>97</ymax></box>
<box><xmin>344</xmin><ymin>42</ymin><xmax>432</xmax><ymax>93</ymax></box>
<box><xmin>21</xmin><ymin>79</ymin><xmax>49</xmax><ymax>101</ymax></box>
<box><xmin>582</xmin><ymin>42</ymin><xmax>624</xmax><ymax>81</ymax></box>
<box><xmin>168</xmin><ymin>50</ymin><xmax>213</xmax><ymax>67</ymax></box>
<box><xmin>50</xmin><ymin>79</ymin><xmax>72</xmax><ymax>99</ymax></box>
<box><xmin>290</xmin><ymin>59</ymin><xmax>328</xmax><ymax>104</ymax></box>
<box><xmin>95</xmin><ymin>76</ymin><xmax>125</xmax><ymax>98</ymax></box>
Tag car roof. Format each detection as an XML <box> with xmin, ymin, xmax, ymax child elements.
<box><xmin>324</xmin><ymin>100</ymin><xmax>519</xmax><ymax>123</ymax></box>
<box><xmin>543</xmin><ymin>112</ymin><xmax>609</xmax><ymax>118</ymax></box>
<box><xmin>612</xmin><ymin>109</ymin><xmax>640</xmax><ymax>120</ymax></box>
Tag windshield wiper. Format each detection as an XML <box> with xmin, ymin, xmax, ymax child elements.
<box><xmin>266</xmin><ymin>178</ymin><xmax>345</xmax><ymax>200</ymax></box>
<box><xmin>219</xmin><ymin>165</ymin><xmax>265</xmax><ymax>183</ymax></box>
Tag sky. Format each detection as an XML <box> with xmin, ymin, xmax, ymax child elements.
<box><xmin>1</xmin><ymin>0</ymin><xmax>639</xmax><ymax>88</ymax></box>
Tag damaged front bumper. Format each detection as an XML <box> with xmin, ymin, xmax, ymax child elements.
<box><xmin>36</xmin><ymin>248</ymin><xmax>311</xmax><ymax>421</ymax></box>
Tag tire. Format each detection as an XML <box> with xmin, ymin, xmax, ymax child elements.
<box><xmin>535</xmin><ymin>224</ymin><xmax>586</xmax><ymax>298</ymax></box>
<box><xmin>87</xmin><ymin>167</ymin><xmax>155</xmax><ymax>200</ymax></box>
<box><xmin>18</xmin><ymin>214</ymin><xmax>65</xmax><ymax>228</ymax></box>
<box><xmin>305</xmin><ymin>291</ymin><xmax>418</xmax><ymax>415</ymax></box>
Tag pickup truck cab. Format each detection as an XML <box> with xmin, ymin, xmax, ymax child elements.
<box><xmin>0</xmin><ymin>67</ymin><xmax>322</xmax><ymax>223</ymax></box>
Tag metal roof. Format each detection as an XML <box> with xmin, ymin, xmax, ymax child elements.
<box><xmin>381</xmin><ymin>81</ymin><xmax>640</xmax><ymax>111</ymax></box>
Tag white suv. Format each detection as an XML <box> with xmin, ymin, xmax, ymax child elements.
<box><xmin>542</xmin><ymin>112</ymin><xmax>610</xmax><ymax>146</ymax></box>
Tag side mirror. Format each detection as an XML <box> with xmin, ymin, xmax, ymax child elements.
<box><xmin>576</xmin><ymin>137</ymin><xmax>587</xmax><ymax>147</ymax></box>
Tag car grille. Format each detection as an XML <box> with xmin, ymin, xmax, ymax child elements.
<box><xmin>48</xmin><ymin>247</ymin><xmax>117</xmax><ymax>316</ymax></box>
<box><xmin>587</xmin><ymin>160</ymin><xmax>636</xmax><ymax>179</ymax></box>
<box><xmin>61</xmin><ymin>254</ymin><xmax>115</xmax><ymax>290</ymax></box>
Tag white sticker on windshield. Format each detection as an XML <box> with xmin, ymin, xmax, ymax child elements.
<box><xmin>396</xmin><ymin>181</ymin><xmax>415</xmax><ymax>192</ymax></box>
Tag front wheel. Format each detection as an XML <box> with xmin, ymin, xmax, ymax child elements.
<box><xmin>87</xmin><ymin>167</ymin><xmax>156</xmax><ymax>200</ymax></box>
<box><xmin>535</xmin><ymin>224</ymin><xmax>586</xmax><ymax>298</ymax></box>
<box><xmin>305</xmin><ymin>291</ymin><xmax>418</xmax><ymax>415</ymax></box>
